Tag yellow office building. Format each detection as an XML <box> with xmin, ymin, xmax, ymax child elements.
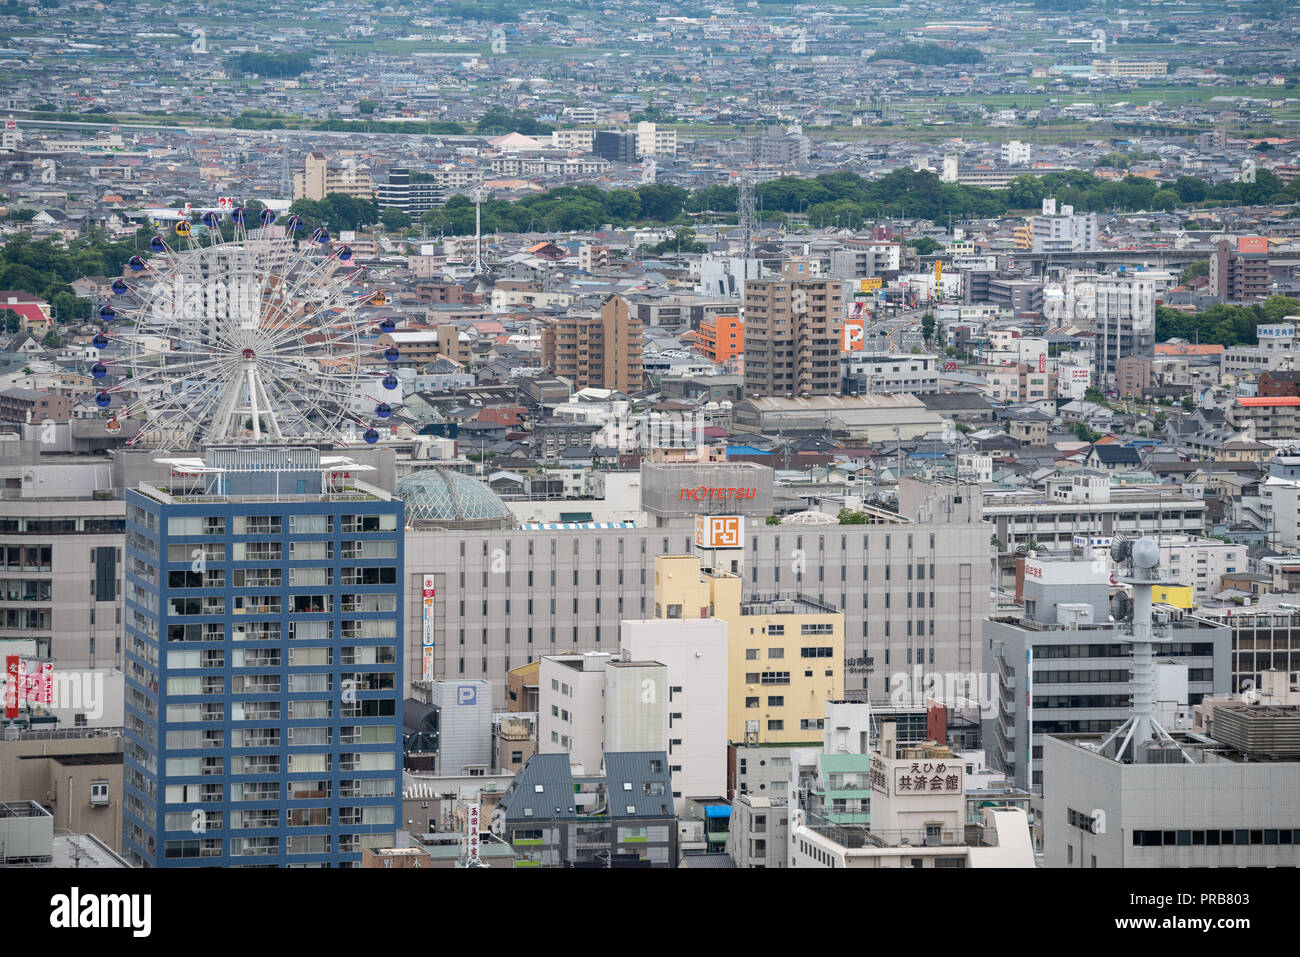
<box><xmin>653</xmin><ymin>555</ymin><xmax>844</xmax><ymax>745</ymax></box>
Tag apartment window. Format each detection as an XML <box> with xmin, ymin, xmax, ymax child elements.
<box><xmin>767</xmin><ymin>720</ymin><xmax>784</xmax><ymax>731</ymax></box>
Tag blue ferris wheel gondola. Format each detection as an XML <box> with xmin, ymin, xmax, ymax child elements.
<box><xmin>128</xmin><ymin>255</ymin><xmax>146</xmax><ymax>272</ymax></box>
<box><xmin>383</xmin><ymin>346</ymin><xmax>400</xmax><ymax>363</ymax></box>
<box><xmin>203</xmin><ymin>211</ymin><xmax>222</xmax><ymax>228</ymax></box>
<box><xmin>92</xmin><ymin>333</ymin><xmax>109</xmax><ymax>349</ymax></box>
<box><xmin>338</xmin><ymin>245</ymin><xmax>352</xmax><ymax>261</ymax></box>
<box><xmin>94</xmin><ymin>390</ymin><xmax>111</xmax><ymax>409</ymax></box>
<box><xmin>260</xmin><ymin>208</ymin><xmax>276</xmax><ymax>226</ymax></box>
<box><xmin>312</xmin><ymin>226</ymin><xmax>330</xmax><ymax>244</ymax></box>
<box><xmin>363</xmin><ymin>428</ymin><xmax>380</xmax><ymax>444</ymax></box>
<box><xmin>381</xmin><ymin>373</ymin><xmax>398</xmax><ymax>391</ymax></box>
<box><xmin>285</xmin><ymin>214</ymin><xmax>302</xmax><ymax>233</ymax></box>
<box><xmin>378</xmin><ymin>317</ymin><xmax>395</xmax><ymax>333</ymax></box>
<box><xmin>91</xmin><ymin>362</ymin><xmax>107</xmax><ymax>379</ymax></box>
<box><xmin>232</xmin><ymin>207</ymin><xmax>247</xmax><ymax>225</ymax></box>
<box><xmin>149</xmin><ymin>235</ymin><xmax>167</xmax><ymax>253</ymax></box>
<box><xmin>111</xmin><ymin>278</ymin><xmax>129</xmax><ymax>295</ymax></box>
<box><xmin>376</xmin><ymin>402</ymin><xmax>392</xmax><ymax>419</ymax></box>
<box><xmin>98</xmin><ymin>305</ymin><xmax>116</xmax><ymax>321</ymax></box>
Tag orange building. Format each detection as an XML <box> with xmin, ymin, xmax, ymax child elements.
<box><xmin>695</xmin><ymin>313</ymin><xmax>744</xmax><ymax>365</ymax></box>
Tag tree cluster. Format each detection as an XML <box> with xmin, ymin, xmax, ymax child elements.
<box><xmin>287</xmin><ymin>194</ymin><xmax>382</xmax><ymax>232</ymax></box>
<box><xmin>1155</xmin><ymin>297</ymin><xmax>1300</xmax><ymax>347</ymax></box>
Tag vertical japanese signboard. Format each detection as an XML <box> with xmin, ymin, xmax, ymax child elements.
<box><xmin>4</xmin><ymin>655</ymin><xmax>18</xmax><ymax>718</ymax></box>
<box><xmin>466</xmin><ymin>804</ymin><xmax>481</xmax><ymax>863</ymax></box>
<box><xmin>422</xmin><ymin>575</ymin><xmax>436</xmax><ymax>682</ymax></box>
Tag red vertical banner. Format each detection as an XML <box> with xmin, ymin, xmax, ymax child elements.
<box><xmin>4</xmin><ymin>655</ymin><xmax>18</xmax><ymax>718</ymax></box>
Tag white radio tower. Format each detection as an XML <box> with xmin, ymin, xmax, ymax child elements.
<box><xmin>471</xmin><ymin>181</ymin><xmax>486</xmax><ymax>275</ymax></box>
<box><xmin>1098</xmin><ymin>536</ymin><xmax>1193</xmax><ymax>764</ymax></box>
<box><xmin>738</xmin><ymin>174</ymin><xmax>757</xmax><ymax>261</ymax></box>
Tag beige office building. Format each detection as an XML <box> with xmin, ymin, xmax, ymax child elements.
<box><xmin>743</xmin><ymin>262</ymin><xmax>844</xmax><ymax>397</ymax></box>
<box><xmin>292</xmin><ymin>151</ymin><xmax>375</xmax><ymax>202</ymax></box>
<box><xmin>649</xmin><ymin>554</ymin><xmax>843</xmax><ymax>745</ymax></box>
<box><xmin>540</xmin><ymin>295</ymin><xmax>643</xmax><ymax>393</ymax></box>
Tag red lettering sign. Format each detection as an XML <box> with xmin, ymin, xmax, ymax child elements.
<box><xmin>678</xmin><ymin>487</ymin><xmax>757</xmax><ymax>502</ymax></box>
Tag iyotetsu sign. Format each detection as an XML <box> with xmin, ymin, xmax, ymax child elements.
<box><xmin>679</xmin><ymin>486</ymin><xmax>756</xmax><ymax>502</ymax></box>
<box><xmin>695</xmin><ymin>515</ymin><xmax>743</xmax><ymax>549</ymax></box>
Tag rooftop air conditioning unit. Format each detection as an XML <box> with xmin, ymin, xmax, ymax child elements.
<box><xmin>1056</xmin><ymin>603</ymin><xmax>1094</xmax><ymax>628</ymax></box>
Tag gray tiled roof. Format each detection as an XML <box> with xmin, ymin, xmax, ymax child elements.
<box><xmin>603</xmin><ymin>751</ymin><xmax>674</xmax><ymax>819</ymax></box>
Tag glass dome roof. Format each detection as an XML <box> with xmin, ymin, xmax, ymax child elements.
<box><xmin>780</xmin><ymin>509</ymin><xmax>838</xmax><ymax>526</ymax></box>
<box><xmin>396</xmin><ymin>467</ymin><xmax>513</xmax><ymax>530</ymax></box>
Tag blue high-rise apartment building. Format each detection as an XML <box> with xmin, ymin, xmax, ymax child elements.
<box><xmin>121</xmin><ymin>447</ymin><xmax>403</xmax><ymax>867</ymax></box>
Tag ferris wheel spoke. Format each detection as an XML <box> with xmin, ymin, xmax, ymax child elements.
<box><xmin>259</xmin><ymin>357</ymin><xmax>360</xmax><ymax>402</ymax></box>
<box><xmin>121</xmin><ymin>381</ymin><xmax>209</xmax><ymax>422</ymax></box>
<box><xmin>257</xmin><ymin>267</ymin><xmax>354</xmax><ymax>338</ymax></box>
<box><xmin>263</xmin><ymin>370</ymin><xmax>352</xmax><ymax>431</ymax></box>
<box><xmin>257</xmin><ymin>313</ymin><xmax>365</xmax><ymax>356</ymax></box>
<box><xmin>264</xmin><ymin>366</ymin><xmax>355</xmax><ymax>410</ymax></box>
<box><xmin>257</xmin><ymin>374</ymin><xmax>315</xmax><ymax>434</ymax></box>
<box><xmin>121</xmin><ymin>355</ymin><xmax>230</xmax><ymax>380</ymax></box>
<box><xmin>262</xmin><ymin>246</ymin><xmax>340</xmax><ymax>305</ymax></box>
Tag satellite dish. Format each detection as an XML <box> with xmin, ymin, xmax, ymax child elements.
<box><xmin>1109</xmin><ymin>535</ymin><xmax>1131</xmax><ymax>563</ymax></box>
<box><xmin>1110</xmin><ymin>591</ymin><xmax>1131</xmax><ymax>621</ymax></box>
<box><xmin>1132</xmin><ymin>537</ymin><xmax>1160</xmax><ymax>570</ymax></box>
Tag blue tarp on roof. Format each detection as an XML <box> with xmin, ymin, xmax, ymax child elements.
<box><xmin>726</xmin><ymin>446</ymin><xmax>771</xmax><ymax>456</ymax></box>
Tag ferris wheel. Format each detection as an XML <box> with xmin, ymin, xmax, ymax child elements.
<box><xmin>91</xmin><ymin>206</ymin><xmax>403</xmax><ymax>452</ymax></box>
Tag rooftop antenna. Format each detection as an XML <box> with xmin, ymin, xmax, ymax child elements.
<box><xmin>1097</xmin><ymin>535</ymin><xmax>1193</xmax><ymax>765</ymax></box>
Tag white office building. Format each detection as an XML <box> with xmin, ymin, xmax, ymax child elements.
<box><xmin>840</xmin><ymin>353</ymin><xmax>939</xmax><ymax>396</ymax></box>
<box><xmin>1156</xmin><ymin>535</ymin><xmax>1248</xmax><ymax>603</ymax></box>
<box><xmin>1000</xmin><ymin>140</ymin><xmax>1031</xmax><ymax>166</ymax></box>
<box><xmin>1031</xmin><ymin>198</ymin><xmax>1097</xmax><ymax>254</ymax></box>
<box><xmin>621</xmin><ymin>616</ymin><xmax>729</xmax><ymax>814</ymax></box>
